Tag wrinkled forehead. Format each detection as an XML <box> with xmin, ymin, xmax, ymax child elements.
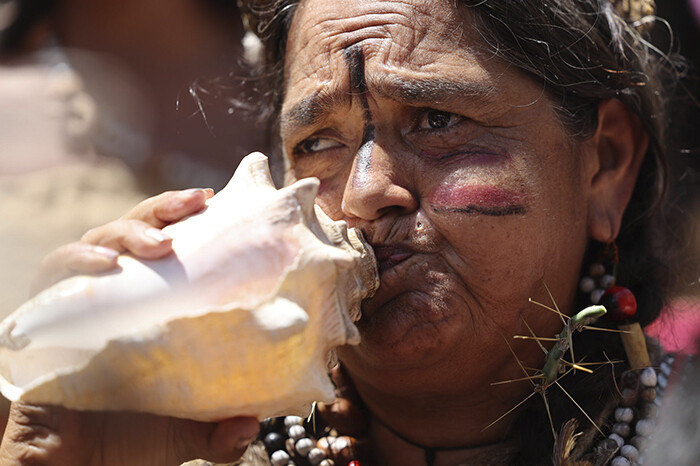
<box><xmin>284</xmin><ymin>0</ymin><xmax>481</xmax><ymax>91</ymax></box>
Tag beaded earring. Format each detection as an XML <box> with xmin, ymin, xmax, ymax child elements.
<box><xmin>579</xmin><ymin>241</ymin><xmax>650</xmax><ymax>366</ymax></box>
<box><xmin>579</xmin><ymin>242</ymin><xmax>637</xmax><ymax>321</ymax></box>
<box><xmin>580</xmin><ymin>242</ymin><xmax>669</xmax><ymax>465</ymax></box>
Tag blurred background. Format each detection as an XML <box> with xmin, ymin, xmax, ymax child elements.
<box><xmin>0</xmin><ymin>0</ymin><xmax>271</xmax><ymax>321</ymax></box>
<box><xmin>0</xmin><ymin>0</ymin><xmax>697</xmax><ymax>443</ymax></box>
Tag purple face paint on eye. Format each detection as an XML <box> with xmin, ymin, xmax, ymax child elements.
<box><xmin>344</xmin><ymin>45</ymin><xmax>376</xmax><ymax>188</ymax></box>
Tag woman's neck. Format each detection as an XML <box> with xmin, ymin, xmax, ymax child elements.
<box><xmin>355</xmin><ymin>382</ymin><xmax>521</xmax><ymax>465</ymax></box>
<box><xmin>370</xmin><ymin>416</ymin><xmax>518</xmax><ymax>466</ymax></box>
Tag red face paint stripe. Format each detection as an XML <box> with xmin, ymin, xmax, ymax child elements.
<box><xmin>430</xmin><ymin>184</ymin><xmax>527</xmax><ymax>216</ymax></box>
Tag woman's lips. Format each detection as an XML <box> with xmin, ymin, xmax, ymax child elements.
<box><xmin>361</xmin><ymin>244</ymin><xmax>426</xmax><ymax>319</ymax></box>
<box><xmin>372</xmin><ymin>245</ymin><xmax>414</xmax><ymax>274</ymax></box>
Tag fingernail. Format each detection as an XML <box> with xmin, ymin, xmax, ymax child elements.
<box><xmin>143</xmin><ymin>228</ymin><xmax>171</xmax><ymax>245</ymax></box>
<box><xmin>93</xmin><ymin>246</ymin><xmax>118</xmax><ymax>260</ymax></box>
<box><xmin>180</xmin><ymin>188</ymin><xmax>206</xmax><ymax>198</ymax></box>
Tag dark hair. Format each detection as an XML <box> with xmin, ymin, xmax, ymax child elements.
<box><xmin>238</xmin><ymin>0</ymin><xmax>691</xmax><ymax>462</ymax></box>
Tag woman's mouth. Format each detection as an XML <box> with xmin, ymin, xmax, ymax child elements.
<box><xmin>372</xmin><ymin>245</ymin><xmax>414</xmax><ymax>274</ymax></box>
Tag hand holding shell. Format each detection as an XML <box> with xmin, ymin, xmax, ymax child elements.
<box><xmin>0</xmin><ymin>152</ymin><xmax>378</xmax><ymax>422</ymax></box>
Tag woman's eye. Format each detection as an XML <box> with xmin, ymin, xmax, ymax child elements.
<box><xmin>294</xmin><ymin>137</ymin><xmax>343</xmax><ymax>155</ymax></box>
<box><xmin>420</xmin><ymin>109</ymin><xmax>461</xmax><ymax>130</ymax></box>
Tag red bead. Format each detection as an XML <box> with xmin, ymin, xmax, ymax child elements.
<box><xmin>348</xmin><ymin>462</ymin><xmax>362</xmax><ymax>466</ymax></box>
<box><xmin>602</xmin><ymin>286</ymin><xmax>637</xmax><ymax>321</ymax></box>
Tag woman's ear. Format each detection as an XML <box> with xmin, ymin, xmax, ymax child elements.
<box><xmin>586</xmin><ymin>99</ymin><xmax>649</xmax><ymax>242</ymax></box>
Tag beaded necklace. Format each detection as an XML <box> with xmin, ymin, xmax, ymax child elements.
<box><xmin>259</xmin><ymin>356</ymin><xmax>671</xmax><ymax>466</ymax></box>
<box><xmin>590</xmin><ymin>356</ymin><xmax>673</xmax><ymax>466</ymax></box>
<box><xmin>259</xmin><ymin>414</ymin><xmax>519</xmax><ymax>466</ymax></box>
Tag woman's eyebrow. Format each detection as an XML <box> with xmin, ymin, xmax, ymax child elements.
<box><xmin>280</xmin><ymin>76</ymin><xmax>496</xmax><ymax>131</ymax></box>
<box><xmin>280</xmin><ymin>89</ymin><xmax>350</xmax><ymax>130</ymax></box>
<box><xmin>374</xmin><ymin>75</ymin><xmax>496</xmax><ymax>106</ymax></box>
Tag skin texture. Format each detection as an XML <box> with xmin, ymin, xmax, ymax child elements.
<box><xmin>281</xmin><ymin>0</ymin><xmax>646</xmax><ymax>462</ymax></box>
<box><xmin>0</xmin><ymin>402</ymin><xmax>259</xmax><ymax>466</ymax></box>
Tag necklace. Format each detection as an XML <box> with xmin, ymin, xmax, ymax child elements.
<box><xmin>259</xmin><ymin>413</ymin><xmax>519</xmax><ymax>466</ymax></box>
<box><xmin>260</xmin><ymin>414</ymin><xmax>360</xmax><ymax>466</ymax></box>
<box><xmin>259</xmin><ymin>361</ymin><xmax>669</xmax><ymax>466</ymax></box>
<box><xmin>258</xmin><ymin>343</ymin><xmax>673</xmax><ymax>466</ymax></box>
<box><xmin>370</xmin><ymin>415</ymin><xmax>518</xmax><ymax>466</ymax></box>
<box><xmin>586</xmin><ymin>355</ymin><xmax>672</xmax><ymax>466</ymax></box>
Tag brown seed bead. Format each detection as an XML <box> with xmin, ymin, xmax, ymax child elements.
<box><xmin>286</xmin><ymin>438</ymin><xmax>297</xmax><ymax>456</ymax></box>
<box><xmin>640</xmin><ymin>402</ymin><xmax>658</xmax><ymax>419</ymax></box>
<box><xmin>640</xmin><ymin>388</ymin><xmax>656</xmax><ymax>402</ymax></box>
<box><xmin>328</xmin><ymin>436</ymin><xmax>358</xmax><ymax>463</ymax></box>
<box><xmin>620</xmin><ymin>388</ymin><xmax>639</xmax><ymax>407</ymax></box>
<box><xmin>621</xmin><ymin>371</ymin><xmax>639</xmax><ymax>388</ymax></box>
<box><xmin>317</xmin><ymin>436</ymin><xmax>336</xmax><ymax>456</ymax></box>
<box><xmin>589</xmin><ymin>263</ymin><xmax>606</xmax><ymax>277</ymax></box>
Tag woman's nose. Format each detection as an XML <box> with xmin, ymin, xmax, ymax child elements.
<box><xmin>340</xmin><ymin>144</ymin><xmax>418</xmax><ymax>221</ymax></box>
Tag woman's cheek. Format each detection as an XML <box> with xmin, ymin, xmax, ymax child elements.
<box><xmin>422</xmin><ymin>180</ymin><xmax>530</xmax><ymax>268</ymax></box>
<box><xmin>423</xmin><ymin>180</ymin><xmax>538</xmax><ymax>291</ymax></box>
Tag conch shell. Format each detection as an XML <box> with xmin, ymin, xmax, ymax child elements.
<box><xmin>0</xmin><ymin>152</ymin><xmax>378</xmax><ymax>421</ymax></box>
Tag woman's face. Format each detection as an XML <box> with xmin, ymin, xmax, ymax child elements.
<box><xmin>281</xmin><ymin>0</ymin><xmax>596</xmax><ymax>398</ymax></box>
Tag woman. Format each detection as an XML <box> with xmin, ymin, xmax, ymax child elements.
<box><xmin>0</xmin><ymin>0</ymin><xmax>690</xmax><ymax>464</ymax></box>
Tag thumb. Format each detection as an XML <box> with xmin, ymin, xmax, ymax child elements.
<box><xmin>175</xmin><ymin>416</ymin><xmax>260</xmax><ymax>464</ymax></box>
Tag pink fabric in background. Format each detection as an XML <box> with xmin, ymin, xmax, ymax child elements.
<box><xmin>691</xmin><ymin>0</ymin><xmax>700</xmax><ymax>25</ymax></box>
<box><xmin>646</xmin><ymin>297</ymin><xmax>700</xmax><ymax>355</ymax></box>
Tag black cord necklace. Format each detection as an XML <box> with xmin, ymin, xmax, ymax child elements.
<box><xmin>373</xmin><ymin>414</ymin><xmax>511</xmax><ymax>466</ymax></box>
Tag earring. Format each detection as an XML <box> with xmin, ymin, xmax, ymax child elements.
<box><xmin>579</xmin><ymin>242</ymin><xmax>637</xmax><ymax>321</ymax></box>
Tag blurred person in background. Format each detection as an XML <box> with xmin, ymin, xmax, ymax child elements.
<box><xmin>0</xmin><ymin>0</ymin><xmax>270</xmax><ymax>318</ymax></box>
<box><xmin>0</xmin><ymin>0</ymin><xmax>270</xmax><ymax>434</ymax></box>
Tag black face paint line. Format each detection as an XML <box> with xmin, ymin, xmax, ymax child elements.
<box><xmin>344</xmin><ymin>45</ymin><xmax>376</xmax><ymax>188</ymax></box>
<box><xmin>431</xmin><ymin>205</ymin><xmax>527</xmax><ymax>217</ymax></box>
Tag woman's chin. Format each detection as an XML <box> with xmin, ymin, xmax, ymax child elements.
<box><xmin>343</xmin><ymin>290</ymin><xmax>463</xmax><ymax>368</ymax></box>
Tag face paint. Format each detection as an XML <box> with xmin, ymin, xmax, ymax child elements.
<box><xmin>429</xmin><ymin>184</ymin><xmax>527</xmax><ymax>217</ymax></box>
<box><xmin>355</xmin><ymin>133</ymin><xmax>375</xmax><ymax>186</ymax></box>
<box><xmin>344</xmin><ymin>45</ymin><xmax>376</xmax><ymax>187</ymax></box>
